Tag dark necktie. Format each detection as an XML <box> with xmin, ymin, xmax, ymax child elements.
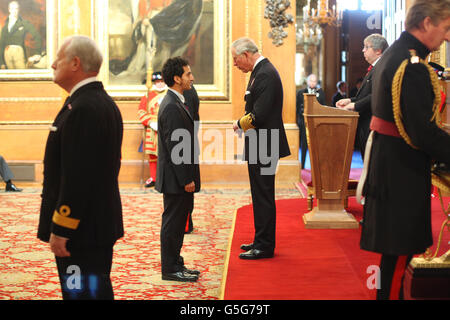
<box><xmin>247</xmin><ymin>71</ymin><xmax>256</xmax><ymax>90</ymax></box>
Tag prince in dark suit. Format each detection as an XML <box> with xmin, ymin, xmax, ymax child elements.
<box><xmin>232</xmin><ymin>37</ymin><xmax>290</xmax><ymax>260</ymax></box>
<box><xmin>156</xmin><ymin>57</ymin><xmax>201</xmax><ymax>282</ymax></box>
<box><xmin>336</xmin><ymin>34</ymin><xmax>388</xmax><ymax>158</ymax></box>
<box><xmin>37</xmin><ymin>36</ymin><xmax>123</xmax><ymax>300</ymax></box>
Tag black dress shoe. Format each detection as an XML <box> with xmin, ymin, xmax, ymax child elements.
<box><xmin>162</xmin><ymin>270</ymin><xmax>198</xmax><ymax>282</ymax></box>
<box><xmin>240</xmin><ymin>243</ymin><xmax>254</xmax><ymax>251</ymax></box>
<box><xmin>239</xmin><ymin>249</ymin><xmax>274</xmax><ymax>260</ymax></box>
<box><xmin>145</xmin><ymin>180</ymin><xmax>155</xmax><ymax>188</ymax></box>
<box><xmin>5</xmin><ymin>183</ymin><xmax>22</xmax><ymax>192</ymax></box>
<box><xmin>183</xmin><ymin>267</ymin><xmax>200</xmax><ymax>276</ymax></box>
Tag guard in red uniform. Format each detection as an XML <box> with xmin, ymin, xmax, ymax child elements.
<box><xmin>138</xmin><ymin>71</ymin><xmax>168</xmax><ymax>187</ymax></box>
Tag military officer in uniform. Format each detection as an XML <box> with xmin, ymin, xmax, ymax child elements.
<box><xmin>37</xmin><ymin>35</ymin><xmax>124</xmax><ymax>300</ymax></box>
<box><xmin>359</xmin><ymin>0</ymin><xmax>450</xmax><ymax>300</ymax></box>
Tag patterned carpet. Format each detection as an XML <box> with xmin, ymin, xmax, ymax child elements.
<box><xmin>0</xmin><ymin>187</ymin><xmax>298</xmax><ymax>300</ymax></box>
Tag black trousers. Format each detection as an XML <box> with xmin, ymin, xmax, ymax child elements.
<box><xmin>161</xmin><ymin>192</ymin><xmax>193</xmax><ymax>274</ymax></box>
<box><xmin>55</xmin><ymin>246</ymin><xmax>114</xmax><ymax>300</ymax></box>
<box><xmin>186</xmin><ymin>197</ymin><xmax>194</xmax><ymax>233</ymax></box>
<box><xmin>247</xmin><ymin>162</ymin><xmax>277</xmax><ymax>253</ymax></box>
<box><xmin>377</xmin><ymin>254</ymin><xmax>413</xmax><ymax>300</ymax></box>
<box><xmin>298</xmin><ymin>121</ymin><xmax>308</xmax><ymax>169</ymax></box>
<box><xmin>355</xmin><ymin>124</ymin><xmax>370</xmax><ymax>160</ymax></box>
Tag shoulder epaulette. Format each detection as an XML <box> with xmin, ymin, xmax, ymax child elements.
<box><xmin>391</xmin><ymin>49</ymin><xmax>442</xmax><ymax>149</ymax></box>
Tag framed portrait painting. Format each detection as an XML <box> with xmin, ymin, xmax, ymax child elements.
<box><xmin>0</xmin><ymin>0</ymin><xmax>57</xmax><ymax>80</ymax></box>
<box><xmin>95</xmin><ymin>0</ymin><xmax>230</xmax><ymax>101</ymax></box>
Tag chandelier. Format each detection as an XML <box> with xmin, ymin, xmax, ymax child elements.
<box><xmin>304</xmin><ymin>0</ymin><xmax>342</xmax><ymax>27</ymax></box>
<box><xmin>297</xmin><ymin>0</ymin><xmax>342</xmax><ymax>50</ymax></box>
<box><xmin>296</xmin><ymin>19</ymin><xmax>322</xmax><ymax>50</ymax></box>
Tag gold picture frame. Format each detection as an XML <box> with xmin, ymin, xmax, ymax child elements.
<box><xmin>445</xmin><ymin>42</ymin><xmax>450</xmax><ymax>73</ymax></box>
<box><xmin>94</xmin><ymin>0</ymin><xmax>230</xmax><ymax>101</ymax></box>
<box><xmin>0</xmin><ymin>0</ymin><xmax>57</xmax><ymax>80</ymax></box>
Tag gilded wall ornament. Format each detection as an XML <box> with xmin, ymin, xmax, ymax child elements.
<box><xmin>264</xmin><ymin>0</ymin><xmax>294</xmax><ymax>46</ymax></box>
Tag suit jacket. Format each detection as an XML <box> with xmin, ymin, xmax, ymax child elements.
<box><xmin>37</xmin><ymin>82</ymin><xmax>124</xmax><ymax>249</ymax></box>
<box><xmin>156</xmin><ymin>90</ymin><xmax>201</xmax><ymax>194</ymax></box>
<box><xmin>351</xmin><ymin>69</ymin><xmax>374</xmax><ymax>152</ymax></box>
<box><xmin>360</xmin><ymin>31</ymin><xmax>450</xmax><ymax>255</ymax></box>
<box><xmin>351</xmin><ymin>70</ymin><xmax>373</xmax><ymax>125</ymax></box>
<box><xmin>331</xmin><ymin>91</ymin><xmax>346</xmax><ymax>108</ymax></box>
<box><xmin>183</xmin><ymin>86</ymin><xmax>200</xmax><ymax>163</ymax></box>
<box><xmin>296</xmin><ymin>87</ymin><xmax>325</xmax><ymax>127</ymax></box>
<box><xmin>183</xmin><ymin>86</ymin><xmax>200</xmax><ymax>121</ymax></box>
<box><xmin>241</xmin><ymin>58</ymin><xmax>290</xmax><ymax>162</ymax></box>
<box><xmin>0</xmin><ymin>16</ymin><xmax>42</xmax><ymax>66</ymax></box>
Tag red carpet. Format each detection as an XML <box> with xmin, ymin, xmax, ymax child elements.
<box><xmin>222</xmin><ymin>196</ymin><xmax>449</xmax><ymax>300</ymax></box>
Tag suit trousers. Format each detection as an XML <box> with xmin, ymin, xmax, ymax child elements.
<box><xmin>0</xmin><ymin>155</ymin><xmax>14</xmax><ymax>182</ymax></box>
<box><xmin>161</xmin><ymin>192</ymin><xmax>194</xmax><ymax>273</ymax></box>
<box><xmin>298</xmin><ymin>120</ymin><xmax>308</xmax><ymax>169</ymax></box>
<box><xmin>356</xmin><ymin>123</ymin><xmax>371</xmax><ymax>160</ymax></box>
<box><xmin>55</xmin><ymin>246</ymin><xmax>114</xmax><ymax>300</ymax></box>
<box><xmin>247</xmin><ymin>161</ymin><xmax>277</xmax><ymax>253</ymax></box>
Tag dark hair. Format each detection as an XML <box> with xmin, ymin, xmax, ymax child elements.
<box><xmin>162</xmin><ymin>57</ymin><xmax>189</xmax><ymax>87</ymax></box>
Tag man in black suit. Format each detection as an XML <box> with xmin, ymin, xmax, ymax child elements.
<box><xmin>232</xmin><ymin>37</ymin><xmax>290</xmax><ymax>260</ymax></box>
<box><xmin>183</xmin><ymin>86</ymin><xmax>200</xmax><ymax>234</ymax></box>
<box><xmin>156</xmin><ymin>57</ymin><xmax>201</xmax><ymax>281</ymax></box>
<box><xmin>336</xmin><ymin>33</ymin><xmax>388</xmax><ymax>159</ymax></box>
<box><xmin>349</xmin><ymin>78</ymin><xmax>363</xmax><ymax>98</ymax></box>
<box><xmin>296</xmin><ymin>74</ymin><xmax>325</xmax><ymax>169</ymax></box>
<box><xmin>37</xmin><ymin>36</ymin><xmax>124</xmax><ymax>300</ymax></box>
<box><xmin>331</xmin><ymin>81</ymin><xmax>347</xmax><ymax>108</ymax></box>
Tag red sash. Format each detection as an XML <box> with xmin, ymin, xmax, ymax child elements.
<box><xmin>370</xmin><ymin>116</ymin><xmax>401</xmax><ymax>138</ymax></box>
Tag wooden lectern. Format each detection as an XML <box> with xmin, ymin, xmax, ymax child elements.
<box><xmin>302</xmin><ymin>93</ymin><xmax>360</xmax><ymax>229</ymax></box>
